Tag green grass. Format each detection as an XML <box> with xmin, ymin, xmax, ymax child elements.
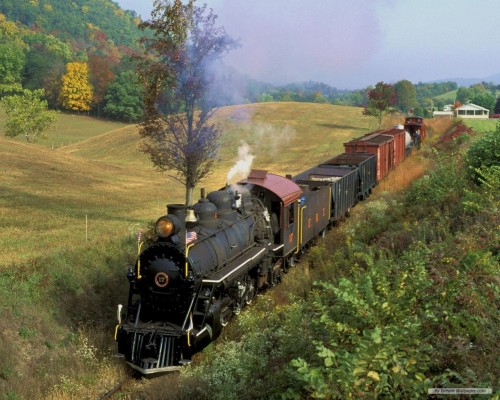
<box><xmin>433</xmin><ymin>89</ymin><xmax>457</xmax><ymax>103</ymax></box>
<box><xmin>462</xmin><ymin>118</ymin><xmax>499</xmax><ymax>133</ymax></box>
<box><xmin>0</xmin><ymin>107</ymin><xmax>128</xmax><ymax>148</ymax></box>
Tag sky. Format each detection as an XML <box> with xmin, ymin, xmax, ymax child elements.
<box><xmin>116</xmin><ymin>0</ymin><xmax>500</xmax><ymax>90</ymax></box>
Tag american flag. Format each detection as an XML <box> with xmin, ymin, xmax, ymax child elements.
<box><xmin>186</xmin><ymin>230</ymin><xmax>197</xmax><ymax>244</ymax></box>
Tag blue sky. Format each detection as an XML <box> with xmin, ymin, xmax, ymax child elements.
<box><xmin>116</xmin><ymin>0</ymin><xmax>500</xmax><ymax>89</ymax></box>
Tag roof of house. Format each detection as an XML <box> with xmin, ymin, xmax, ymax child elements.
<box><xmin>456</xmin><ymin>103</ymin><xmax>489</xmax><ymax>111</ymax></box>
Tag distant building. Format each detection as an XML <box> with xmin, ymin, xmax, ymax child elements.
<box><xmin>455</xmin><ymin>103</ymin><xmax>490</xmax><ymax>119</ymax></box>
<box><xmin>433</xmin><ymin>110</ymin><xmax>453</xmax><ymax>118</ymax></box>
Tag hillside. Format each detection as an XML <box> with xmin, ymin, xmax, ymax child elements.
<box><xmin>2</xmin><ymin>103</ymin><xmax>497</xmax><ymax>398</ymax></box>
<box><xmin>0</xmin><ymin>102</ymin><xmax>376</xmax><ymax>269</ymax></box>
<box><xmin>0</xmin><ymin>0</ymin><xmax>142</xmax><ymax>47</ymax></box>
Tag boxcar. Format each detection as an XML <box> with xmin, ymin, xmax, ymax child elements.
<box><xmin>404</xmin><ymin>116</ymin><xmax>426</xmax><ymax>146</ymax></box>
<box><xmin>343</xmin><ymin>133</ymin><xmax>394</xmax><ymax>181</ymax></box>
<box><xmin>373</xmin><ymin>126</ymin><xmax>407</xmax><ymax>167</ymax></box>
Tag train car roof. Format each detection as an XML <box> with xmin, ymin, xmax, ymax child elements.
<box><xmin>345</xmin><ymin>133</ymin><xmax>394</xmax><ymax>145</ymax></box>
<box><xmin>322</xmin><ymin>152</ymin><xmax>376</xmax><ymax>166</ymax></box>
<box><xmin>242</xmin><ymin>169</ymin><xmax>303</xmax><ymax>206</ymax></box>
<box><xmin>294</xmin><ymin>165</ymin><xmax>356</xmax><ymax>181</ymax></box>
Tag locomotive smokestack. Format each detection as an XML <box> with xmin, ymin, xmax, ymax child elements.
<box><xmin>201</xmin><ymin>188</ymin><xmax>206</xmax><ymax>199</ymax></box>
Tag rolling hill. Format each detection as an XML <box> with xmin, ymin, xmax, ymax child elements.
<box><xmin>0</xmin><ymin>102</ymin><xmax>379</xmax><ymax>268</ymax></box>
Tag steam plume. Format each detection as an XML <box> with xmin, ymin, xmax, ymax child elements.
<box><xmin>226</xmin><ymin>141</ymin><xmax>254</xmax><ymax>184</ymax></box>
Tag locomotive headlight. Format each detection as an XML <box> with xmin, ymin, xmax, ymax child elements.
<box><xmin>156</xmin><ymin>216</ymin><xmax>176</xmax><ymax>238</ymax></box>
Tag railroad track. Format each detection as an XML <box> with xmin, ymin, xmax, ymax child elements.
<box><xmin>99</xmin><ymin>379</ymin><xmax>129</xmax><ymax>400</ymax></box>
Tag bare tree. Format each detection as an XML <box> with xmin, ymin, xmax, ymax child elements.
<box><xmin>138</xmin><ymin>0</ymin><xmax>238</xmax><ymax>206</ymax></box>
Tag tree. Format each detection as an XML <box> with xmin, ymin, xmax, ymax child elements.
<box><xmin>494</xmin><ymin>97</ymin><xmax>500</xmax><ymax>115</ymax></box>
<box><xmin>138</xmin><ymin>0</ymin><xmax>238</xmax><ymax>206</ymax></box>
<box><xmin>394</xmin><ymin>79</ymin><xmax>416</xmax><ymax>113</ymax></box>
<box><xmin>103</xmin><ymin>70</ymin><xmax>144</xmax><ymax>122</ymax></box>
<box><xmin>363</xmin><ymin>82</ymin><xmax>396</xmax><ymax>128</ymax></box>
<box><xmin>59</xmin><ymin>61</ymin><xmax>93</xmax><ymax>112</ymax></box>
<box><xmin>456</xmin><ymin>86</ymin><xmax>471</xmax><ymax>104</ymax></box>
<box><xmin>0</xmin><ymin>13</ymin><xmax>27</xmax><ymax>90</ymax></box>
<box><xmin>1</xmin><ymin>88</ymin><xmax>58</xmax><ymax>142</ymax></box>
<box><xmin>471</xmin><ymin>91</ymin><xmax>495</xmax><ymax>112</ymax></box>
<box><xmin>87</xmin><ymin>28</ymin><xmax>120</xmax><ymax>116</ymax></box>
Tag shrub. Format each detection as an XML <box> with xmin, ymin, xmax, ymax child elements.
<box><xmin>286</xmin><ymin>243</ymin><xmax>435</xmax><ymax>399</ymax></box>
<box><xmin>465</xmin><ymin>123</ymin><xmax>500</xmax><ymax>183</ymax></box>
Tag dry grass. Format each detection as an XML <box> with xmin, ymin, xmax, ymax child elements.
<box><xmin>0</xmin><ymin>103</ymin><xmax>380</xmax><ymax>268</ymax></box>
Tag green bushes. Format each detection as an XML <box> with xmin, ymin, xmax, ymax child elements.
<box><xmin>286</xmin><ymin>243</ymin><xmax>434</xmax><ymax>399</ymax></box>
<box><xmin>465</xmin><ymin>122</ymin><xmax>500</xmax><ymax>183</ymax></box>
<box><xmin>179</xmin><ymin>297</ymin><xmax>313</xmax><ymax>400</ymax></box>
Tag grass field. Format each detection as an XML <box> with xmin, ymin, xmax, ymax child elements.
<box><xmin>433</xmin><ymin>89</ymin><xmax>457</xmax><ymax>103</ymax></box>
<box><xmin>462</xmin><ymin>117</ymin><xmax>499</xmax><ymax>132</ymax></box>
<box><xmin>0</xmin><ymin>103</ymin><xmax>382</xmax><ymax>268</ymax></box>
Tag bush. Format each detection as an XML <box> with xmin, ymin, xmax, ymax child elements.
<box><xmin>285</xmin><ymin>243</ymin><xmax>435</xmax><ymax>399</ymax></box>
<box><xmin>465</xmin><ymin>123</ymin><xmax>500</xmax><ymax>183</ymax></box>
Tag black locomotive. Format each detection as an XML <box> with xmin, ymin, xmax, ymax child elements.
<box><xmin>115</xmin><ymin>117</ymin><xmax>426</xmax><ymax>374</ymax></box>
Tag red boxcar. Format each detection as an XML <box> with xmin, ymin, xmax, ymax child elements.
<box><xmin>343</xmin><ymin>133</ymin><xmax>394</xmax><ymax>181</ymax></box>
<box><xmin>374</xmin><ymin>126</ymin><xmax>407</xmax><ymax>167</ymax></box>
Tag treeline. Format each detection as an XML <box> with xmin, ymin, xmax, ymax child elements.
<box><xmin>0</xmin><ymin>0</ymin><xmax>142</xmax><ymax>47</ymax></box>
<box><xmin>1</xmin><ymin>1</ymin><xmax>499</xmax><ymax>124</ymax></box>
<box><xmin>0</xmin><ymin>0</ymin><xmax>145</xmax><ymax>123</ymax></box>
<box><xmin>252</xmin><ymin>80</ymin><xmax>464</xmax><ymax>117</ymax></box>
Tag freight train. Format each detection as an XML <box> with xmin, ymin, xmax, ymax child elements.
<box><xmin>115</xmin><ymin>116</ymin><xmax>426</xmax><ymax>374</ymax></box>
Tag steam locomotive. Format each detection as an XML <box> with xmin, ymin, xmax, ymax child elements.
<box><xmin>115</xmin><ymin>116</ymin><xmax>426</xmax><ymax>374</ymax></box>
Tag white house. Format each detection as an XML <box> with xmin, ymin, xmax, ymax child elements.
<box><xmin>455</xmin><ymin>103</ymin><xmax>490</xmax><ymax>119</ymax></box>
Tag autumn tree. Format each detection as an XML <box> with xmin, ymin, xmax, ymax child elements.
<box><xmin>87</xmin><ymin>29</ymin><xmax>120</xmax><ymax>116</ymax></box>
<box><xmin>59</xmin><ymin>61</ymin><xmax>93</xmax><ymax>112</ymax></box>
<box><xmin>1</xmin><ymin>89</ymin><xmax>58</xmax><ymax>142</ymax></box>
<box><xmin>363</xmin><ymin>82</ymin><xmax>396</xmax><ymax>128</ymax></box>
<box><xmin>138</xmin><ymin>0</ymin><xmax>238</xmax><ymax>206</ymax></box>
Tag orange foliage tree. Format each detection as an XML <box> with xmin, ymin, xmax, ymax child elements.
<box><xmin>59</xmin><ymin>61</ymin><xmax>93</xmax><ymax>112</ymax></box>
<box><xmin>88</xmin><ymin>29</ymin><xmax>120</xmax><ymax>116</ymax></box>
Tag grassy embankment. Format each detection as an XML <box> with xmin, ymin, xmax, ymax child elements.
<box><xmin>0</xmin><ymin>102</ymin><xmax>384</xmax><ymax>399</ymax></box>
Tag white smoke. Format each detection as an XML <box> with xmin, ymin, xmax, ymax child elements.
<box><xmin>226</xmin><ymin>141</ymin><xmax>255</xmax><ymax>184</ymax></box>
<box><xmin>249</xmin><ymin>122</ymin><xmax>295</xmax><ymax>156</ymax></box>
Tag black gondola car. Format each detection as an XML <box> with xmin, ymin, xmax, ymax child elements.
<box><xmin>320</xmin><ymin>153</ymin><xmax>377</xmax><ymax>200</ymax></box>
